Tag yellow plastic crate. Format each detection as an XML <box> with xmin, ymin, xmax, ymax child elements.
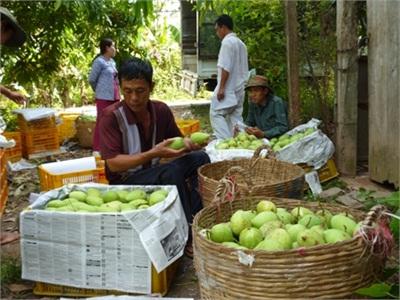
<box><xmin>22</xmin><ymin>127</ymin><xmax>60</xmax><ymax>158</ymax></box>
<box><xmin>18</xmin><ymin>114</ymin><xmax>56</xmax><ymax>130</ymax></box>
<box><xmin>0</xmin><ymin>184</ymin><xmax>8</xmax><ymax>216</ymax></box>
<box><xmin>38</xmin><ymin>163</ymin><xmax>108</xmax><ymax>191</ymax></box>
<box><xmin>3</xmin><ymin>131</ymin><xmax>22</xmax><ymax>162</ymax></box>
<box><xmin>33</xmin><ymin>259</ymin><xmax>180</xmax><ymax>297</ymax></box>
<box><xmin>301</xmin><ymin>158</ymin><xmax>339</xmax><ymax>183</ymax></box>
<box><xmin>57</xmin><ymin>113</ymin><xmax>81</xmax><ymax>142</ymax></box>
<box><xmin>0</xmin><ymin>149</ymin><xmax>8</xmax><ymax>216</ymax></box>
<box><xmin>176</xmin><ymin>119</ymin><xmax>200</xmax><ymax>136</ymax></box>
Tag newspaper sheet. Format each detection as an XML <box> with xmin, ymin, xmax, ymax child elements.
<box><xmin>20</xmin><ymin>183</ymin><xmax>188</xmax><ymax>293</ymax></box>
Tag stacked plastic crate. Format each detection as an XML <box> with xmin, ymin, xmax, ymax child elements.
<box><xmin>3</xmin><ymin>131</ymin><xmax>22</xmax><ymax>162</ymax></box>
<box><xmin>18</xmin><ymin>114</ymin><xmax>60</xmax><ymax>159</ymax></box>
<box><xmin>0</xmin><ymin>149</ymin><xmax>8</xmax><ymax>215</ymax></box>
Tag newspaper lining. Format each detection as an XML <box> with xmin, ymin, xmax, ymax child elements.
<box><xmin>20</xmin><ymin>183</ymin><xmax>188</xmax><ymax>293</ymax></box>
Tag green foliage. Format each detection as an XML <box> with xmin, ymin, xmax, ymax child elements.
<box><xmin>0</xmin><ymin>256</ymin><xmax>21</xmax><ymax>285</ymax></box>
<box><xmin>0</xmin><ymin>0</ymin><xmax>155</xmax><ymax>107</ymax></box>
<box><xmin>196</xmin><ymin>0</ymin><xmax>337</xmax><ymax>127</ymax></box>
<box><xmin>0</xmin><ymin>96</ymin><xmax>19</xmax><ymax>131</ymax></box>
<box><xmin>356</xmin><ymin>283</ymin><xmax>393</xmax><ymax>298</ymax></box>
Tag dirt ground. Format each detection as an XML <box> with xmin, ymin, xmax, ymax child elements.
<box><xmin>0</xmin><ymin>104</ymin><xmax>398</xmax><ymax>299</ymax></box>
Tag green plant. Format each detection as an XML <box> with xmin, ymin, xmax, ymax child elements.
<box><xmin>0</xmin><ymin>256</ymin><xmax>21</xmax><ymax>285</ymax></box>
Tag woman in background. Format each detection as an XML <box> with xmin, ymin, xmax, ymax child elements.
<box><xmin>88</xmin><ymin>38</ymin><xmax>120</xmax><ymax>152</ymax></box>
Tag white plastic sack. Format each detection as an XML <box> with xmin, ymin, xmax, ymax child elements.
<box><xmin>275</xmin><ymin>119</ymin><xmax>335</xmax><ymax>169</ymax></box>
<box><xmin>205</xmin><ymin>138</ymin><xmax>269</xmax><ymax>163</ymax></box>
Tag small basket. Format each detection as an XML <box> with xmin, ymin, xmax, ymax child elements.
<box><xmin>75</xmin><ymin>118</ymin><xmax>96</xmax><ymax>148</ymax></box>
<box><xmin>193</xmin><ymin>193</ymin><xmax>390</xmax><ymax>299</ymax></box>
<box><xmin>198</xmin><ymin>146</ymin><xmax>305</xmax><ymax>207</ymax></box>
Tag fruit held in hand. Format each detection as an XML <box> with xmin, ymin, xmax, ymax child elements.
<box><xmin>169</xmin><ymin>137</ymin><xmax>185</xmax><ymax>150</ymax></box>
<box><xmin>190</xmin><ymin>132</ymin><xmax>210</xmax><ymax>145</ymax></box>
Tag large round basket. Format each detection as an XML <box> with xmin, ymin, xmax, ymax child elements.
<box><xmin>198</xmin><ymin>147</ymin><xmax>305</xmax><ymax>207</ymax></box>
<box><xmin>193</xmin><ymin>198</ymin><xmax>389</xmax><ymax>299</ymax></box>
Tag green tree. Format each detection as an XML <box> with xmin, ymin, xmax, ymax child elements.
<box><xmin>0</xmin><ymin>0</ymin><xmax>154</xmax><ymax>107</ymax></box>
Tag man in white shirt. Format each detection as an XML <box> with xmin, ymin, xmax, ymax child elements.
<box><xmin>210</xmin><ymin>14</ymin><xmax>248</xmax><ymax>139</ymax></box>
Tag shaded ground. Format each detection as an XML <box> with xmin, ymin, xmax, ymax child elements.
<box><xmin>1</xmin><ymin>103</ymin><xmax>398</xmax><ymax>299</ymax></box>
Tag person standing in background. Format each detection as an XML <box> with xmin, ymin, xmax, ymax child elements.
<box><xmin>0</xmin><ymin>7</ymin><xmax>27</xmax><ymax>105</ymax></box>
<box><xmin>88</xmin><ymin>38</ymin><xmax>120</xmax><ymax>152</ymax></box>
<box><xmin>210</xmin><ymin>14</ymin><xmax>248</xmax><ymax>139</ymax></box>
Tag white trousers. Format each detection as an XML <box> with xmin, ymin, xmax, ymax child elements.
<box><xmin>210</xmin><ymin>89</ymin><xmax>245</xmax><ymax>139</ymax></box>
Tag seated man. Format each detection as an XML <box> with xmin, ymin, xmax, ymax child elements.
<box><xmin>99</xmin><ymin>57</ymin><xmax>210</xmax><ymax>255</ymax></box>
<box><xmin>244</xmin><ymin>75</ymin><xmax>289</xmax><ymax>139</ymax></box>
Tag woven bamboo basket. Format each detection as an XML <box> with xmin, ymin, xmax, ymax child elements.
<box><xmin>193</xmin><ymin>193</ymin><xmax>390</xmax><ymax>299</ymax></box>
<box><xmin>198</xmin><ymin>146</ymin><xmax>306</xmax><ymax>207</ymax></box>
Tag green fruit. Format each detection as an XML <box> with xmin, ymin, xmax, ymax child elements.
<box><xmin>316</xmin><ymin>209</ymin><xmax>333</xmax><ymax>225</ymax></box>
<box><xmin>120</xmin><ymin>203</ymin><xmax>134</xmax><ymax>212</ymax></box>
<box><xmin>270</xmin><ymin>137</ymin><xmax>278</xmax><ymax>144</ymax></box>
<box><xmin>129</xmin><ymin>199</ymin><xmax>148</xmax><ymax>208</ymax></box>
<box><xmin>87</xmin><ymin>188</ymin><xmax>101</xmax><ymax>197</ymax></box>
<box><xmin>190</xmin><ymin>132</ymin><xmax>210</xmax><ymax>144</ymax></box>
<box><xmin>310</xmin><ymin>225</ymin><xmax>326</xmax><ymax>236</ymax></box>
<box><xmin>259</xmin><ymin>221</ymin><xmax>283</xmax><ymax>238</ymax></box>
<box><xmin>251</xmin><ymin>211</ymin><xmax>278</xmax><ymax>228</ymax></box>
<box><xmin>222</xmin><ymin>242</ymin><xmax>247</xmax><ymax>250</ymax></box>
<box><xmin>149</xmin><ymin>191</ymin><xmax>166</xmax><ymax>206</ymax></box>
<box><xmin>323</xmin><ymin>229</ymin><xmax>351</xmax><ymax>243</ymax></box>
<box><xmin>239</xmin><ymin>227</ymin><xmax>263</xmax><ymax>249</ymax></box>
<box><xmin>126</xmin><ymin>189</ymin><xmax>147</xmax><ymax>202</ymax></box>
<box><xmin>117</xmin><ymin>190</ymin><xmax>129</xmax><ymax>203</ymax></box>
<box><xmin>71</xmin><ymin>202</ymin><xmax>98</xmax><ymax>212</ymax></box>
<box><xmin>276</xmin><ymin>208</ymin><xmax>294</xmax><ymax>224</ymax></box>
<box><xmin>169</xmin><ymin>137</ymin><xmax>185</xmax><ymax>150</ymax></box>
<box><xmin>216</xmin><ymin>142</ymin><xmax>229</xmax><ymax>150</ymax></box>
<box><xmin>210</xmin><ymin>223</ymin><xmax>234</xmax><ymax>243</ymax></box>
<box><xmin>102</xmin><ymin>191</ymin><xmax>119</xmax><ymax>203</ymax></box>
<box><xmin>286</xmin><ymin>223</ymin><xmax>306</xmax><ymax>242</ymax></box>
<box><xmin>153</xmin><ymin>189</ymin><xmax>169</xmax><ymax>197</ymax></box>
<box><xmin>298</xmin><ymin>214</ymin><xmax>323</xmax><ymax>228</ymax></box>
<box><xmin>46</xmin><ymin>199</ymin><xmax>67</xmax><ymax>208</ymax></box>
<box><xmin>230</xmin><ymin>210</ymin><xmax>252</xmax><ymax>236</ymax></box>
<box><xmin>330</xmin><ymin>215</ymin><xmax>357</xmax><ymax>235</ymax></box>
<box><xmin>266</xmin><ymin>228</ymin><xmax>292</xmax><ymax>249</ymax></box>
<box><xmin>297</xmin><ymin>229</ymin><xmax>325</xmax><ymax>247</ymax></box>
<box><xmin>256</xmin><ymin>200</ymin><xmax>277</xmax><ymax>213</ymax></box>
<box><xmin>86</xmin><ymin>195</ymin><xmax>103</xmax><ymax>206</ymax></box>
<box><xmin>138</xmin><ymin>204</ymin><xmax>150</xmax><ymax>209</ymax></box>
<box><xmin>69</xmin><ymin>191</ymin><xmax>87</xmax><ymax>202</ymax></box>
<box><xmin>97</xmin><ymin>204</ymin><xmax>119</xmax><ymax>213</ymax></box>
<box><xmin>107</xmin><ymin>201</ymin><xmax>122</xmax><ymax>211</ymax></box>
<box><xmin>292</xmin><ymin>241</ymin><xmax>299</xmax><ymax>248</ymax></box>
<box><xmin>278</xmin><ymin>134</ymin><xmax>290</xmax><ymax>141</ymax></box>
<box><xmin>254</xmin><ymin>239</ymin><xmax>286</xmax><ymax>251</ymax></box>
<box><xmin>353</xmin><ymin>221</ymin><xmax>363</xmax><ymax>236</ymax></box>
<box><xmin>291</xmin><ymin>207</ymin><xmax>313</xmax><ymax>220</ymax></box>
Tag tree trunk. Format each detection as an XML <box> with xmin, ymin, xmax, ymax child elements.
<box><xmin>284</xmin><ymin>0</ymin><xmax>301</xmax><ymax>128</ymax></box>
<box><xmin>336</xmin><ymin>0</ymin><xmax>358</xmax><ymax>176</ymax></box>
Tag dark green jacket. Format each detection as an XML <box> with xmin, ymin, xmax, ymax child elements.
<box><xmin>245</xmin><ymin>93</ymin><xmax>289</xmax><ymax>138</ymax></box>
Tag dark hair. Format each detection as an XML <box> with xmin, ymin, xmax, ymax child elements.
<box><xmin>118</xmin><ymin>57</ymin><xmax>153</xmax><ymax>85</ymax></box>
<box><xmin>215</xmin><ymin>14</ymin><xmax>233</xmax><ymax>30</ymax></box>
<box><xmin>99</xmin><ymin>38</ymin><xmax>113</xmax><ymax>54</ymax></box>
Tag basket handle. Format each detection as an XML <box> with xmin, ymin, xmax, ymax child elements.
<box><xmin>362</xmin><ymin>205</ymin><xmax>388</xmax><ymax>227</ymax></box>
<box><xmin>223</xmin><ymin>165</ymin><xmax>253</xmax><ymax>187</ymax></box>
<box><xmin>359</xmin><ymin>204</ymin><xmax>394</xmax><ymax>258</ymax></box>
<box><xmin>252</xmin><ymin>144</ymin><xmax>275</xmax><ymax>159</ymax></box>
<box><xmin>211</xmin><ymin>166</ymin><xmax>252</xmax><ymax>204</ymax></box>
